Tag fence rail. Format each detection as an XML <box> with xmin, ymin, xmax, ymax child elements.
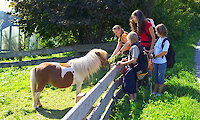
<box><xmin>0</xmin><ymin>43</ymin><xmax>116</xmax><ymax>59</ymax></box>
<box><xmin>0</xmin><ymin>43</ymin><xmax>116</xmax><ymax>68</ymax></box>
<box><xmin>0</xmin><ymin>42</ymin><xmax>124</xmax><ymax>119</ymax></box>
<box><xmin>62</xmin><ymin>65</ymin><xmax>124</xmax><ymax>120</ymax></box>
<box><xmin>0</xmin><ymin>56</ymin><xmax>74</xmax><ymax>68</ymax></box>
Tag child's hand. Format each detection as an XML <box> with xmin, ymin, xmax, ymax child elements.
<box><xmin>108</xmin><ymin>57</ymin><xmax>112</xmax><ymax>62</ymax></box>
<box><xmin>149</xmin><ymin>54</ymin><xmax>154</xmax><ymax>59</ymax></box>
<box><xmin>116</xmin><ymin>51</ymin><xmax>121</xmax><ymax>56</ymax></box>
<box><xmin>122</xmin><ymin>58</ymin><xmax>128</xmax><ymax>62</ymax></box>
<box><xmin>117</xmin><ymin>61</ymin><xmax>124</xmax><ymax>65</ymax></box>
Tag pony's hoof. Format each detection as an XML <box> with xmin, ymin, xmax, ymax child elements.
<box><xmin>39</xmin><ymin>105</ymin><xmax>43</xmax><ymax>108</ymax></box>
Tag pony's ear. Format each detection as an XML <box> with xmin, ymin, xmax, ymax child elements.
<box><xmin>95</xmin><ymin>51</ymin><xmax>101</xmax><ymax>56</ymax></box>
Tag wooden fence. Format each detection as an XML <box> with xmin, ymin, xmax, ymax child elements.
<box><xmin>62</xmin><ymin>65</ymin><xmax>124</xmax><ymax>120</ymax></box>
<box><xmin>0</xmin><ymin>42</ymin><xmax>116</xmax><ymax>68</ymax></box>
<box><xmin>0</xmin><ymin>42</ymin><xmax>125</xmax><ymax>119</ymax></box>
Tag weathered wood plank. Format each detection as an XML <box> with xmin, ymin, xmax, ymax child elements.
<box><xmin>87</xmin><ymin>77</ymin><xmax>122</xmax><ymax>120</ymax></box>
<box><xmin>0</xmin><ymin>57</ymin><xmax>73</xmax><ymax>68</ymax></box>
<box><xmin>61</xmin><ymin>65</ymin><xmax>120</xmax><ymax>120</ymax></box>
<box><xmin>0</xmin><ymin>43</ymin><xmax>116</xmax><ymax>59</ymax></box>
<box><xmin>100</xmin><ymin>88</ymin><xmax>125</xmax><ymax>120</ymax></box>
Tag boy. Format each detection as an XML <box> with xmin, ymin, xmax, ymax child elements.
<box><xmin>117</xmin><ymin>32</ymin><xmax>140</xmax><ymax>101</ymax></box>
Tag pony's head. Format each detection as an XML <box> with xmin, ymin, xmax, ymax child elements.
<box><xmin>68</xmin><ymin>49</ymin><xmax>108</xmax><ymax>80</ymax></box>
<box><xmin>90</xmin><ymin>49</ymin><xmax>109</xmax><ymax>67</ymax></box>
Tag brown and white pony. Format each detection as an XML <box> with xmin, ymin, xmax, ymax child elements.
<box><xmin>30</xmin><ymin>49</ymin><xmax>108</xmax><ymax>110</ymax></box>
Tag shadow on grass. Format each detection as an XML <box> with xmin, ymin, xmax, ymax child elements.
<box><xmin>165</xmin><ymin>84</ymin><xmax>200</xmax><ymax>102</ymax></box>
<box><xmin>110</xmin><ymin>82</ymin><xmax>200</xmax><ymax>119</ymax></box>
<box><xmin>38</xmin><ymin>107</ymin><xmax>72</xmax><ymax>119</ymax></box>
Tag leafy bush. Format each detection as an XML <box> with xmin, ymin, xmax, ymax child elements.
<box><xmin>152</xmin><ymin>0</ymin><xmax>200</xmax><ymax>40</ymax></box>
<box><xmin>8</xmin><ymin>0</ymin><xmax>156</xmax><ymax>46</ymax></box>
<box><xmin>8</xmin><ymin>0</ymin><xmax>199</xmax><ymax>47</ymax></box>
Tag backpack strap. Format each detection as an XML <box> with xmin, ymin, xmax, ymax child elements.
<box><xmin>161</xmin><ymin>38</ymin><xmax>169</xmax><ymax>58</ymax></box>
<box><xmin>161</xmin><ymin>38</ymin><xmax>169</xmax><ymax>49</ymax></box>
<box><xmin>130</xmin><ymin>43</ymin><xmax>142</xmax><ymax>59</ymax></box>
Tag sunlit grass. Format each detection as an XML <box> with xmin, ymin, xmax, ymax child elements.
<box><xmin>0</xmin><ymin>63</ymin><xmax>109</xmax><ymax>120</ymax></box>
<box><xmin>0</xmin><ymin>51</ymin><xmax>76</xmax><ymax>63</ymax></box>
<box><xmin>109</xmin><ymin>31</ymin><xmax>200</xmax><ymax>119</ymax></box>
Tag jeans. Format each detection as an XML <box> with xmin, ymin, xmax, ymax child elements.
<box><xmin>154</xmin><ymin>63</ymin><xmax>167</xmax><ymax>85</ymax></box>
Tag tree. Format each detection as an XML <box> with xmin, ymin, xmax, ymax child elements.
<box><xmin>9</xmin><ymin>0</ymin><xmax>156</xmax><ymax>46</ymax></box>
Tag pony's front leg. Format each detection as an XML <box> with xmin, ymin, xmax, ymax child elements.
<box><xmin>75</xmin><ymin>82</ymin><xmax>82</xmax><ymax>103</ymax></box>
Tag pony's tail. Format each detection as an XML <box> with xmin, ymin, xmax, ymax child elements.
<box><xmin>30</xmin><ymin>68</ymin><xmax>36</xmax><ymax>102</ymax></box>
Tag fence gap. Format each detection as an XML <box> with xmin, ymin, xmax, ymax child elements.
<box><xmin>9</xmin><ymin>26</ymin><xmax>12</xmax><ymax>50</ymax></box>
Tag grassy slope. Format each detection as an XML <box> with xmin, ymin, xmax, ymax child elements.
<box><xmin>0</xmin><ymin>61</ymin><xmax>108</xmax><ymax>119</ymax></box>
<box><xmin>0</xmin><ymin>31</ymin><xmax>199</xmax><ymax>119</ymax></box>
<box><xmin>109</xmin><ymin>31</ymin><xmax>200</xmax><ymax>120</ymax></box>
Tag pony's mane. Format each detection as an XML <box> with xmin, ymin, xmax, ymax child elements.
<box><xmin>68</xmin><ymin>49</ymin><xmax>107</xmax><ymax>80</ymax></box>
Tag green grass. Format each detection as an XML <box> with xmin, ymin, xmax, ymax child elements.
<box><xmin>0</xmin><ymin>51</ymin><xmax>76</xmax><ymax>63</ymax></box>
<box><xmin>109</xmin><ymin>31</ymin><xmax>200</xmax><ymax>120</ymax></box>
<box><xmin>1</xmin><ymin>31</ymin><xmax>200</xmax><ymax>119</ymax></box>
<box><xmin>0</xmin><ymin>62</ymin><xmax>109</xmax><ymax>120</ymax></box>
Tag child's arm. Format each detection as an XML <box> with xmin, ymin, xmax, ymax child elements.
<box><xmin>117</xmin><ymin>57</ymin><xmax>137</xmax><ymax>66</ymax></box>
<box><xmin>110</xmin><ymin>41</ymin><xmax>122</xmax><ymax>59</ymax></box>
<box><xmin>149</xmin><ymin>26</ymin><xmax>155</xmax><ymax>50</ymax></box>
<box><xmin>150</xmin><ymin>51</ymin><xmax>167</xmax><ymax>59</ymax></box>
<box><xmin>154</xmin><ymin>51</ymin><xmax>167</xmax><ymax>58</ymax></box>
<box><xmin>118</xmin><ymin>41</ymin><xmax>131</xmax><ymax>55</ymax></box>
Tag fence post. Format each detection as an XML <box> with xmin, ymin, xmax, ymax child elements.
<box><xmin>0</xmin><ymin>28</ymin><xmax>2</xmax><ymax>52</ymax></box>
<box><xmin>28</xmin><ymin>37</ymin><xmax>30</xmax><ymax>50</ymax></box>
<box><xmin>18</xmin><ymin>28</ymin><xmax>20</xmax><ymax>51</ymax></box>
<box><xmin>9</xmin><ymin>25</ymin><xmax>12</xmax><ymax>51</ymax></box>
<box><xmin>35</xmin><ymin>37</ymin><xmax>38</xmax><ymax>50</ymax></box>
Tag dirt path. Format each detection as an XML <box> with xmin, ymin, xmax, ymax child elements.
<box><xmin>194</xmin><ymin>39</ymin><xmax>200</xmax><ymax>83</ymax></box>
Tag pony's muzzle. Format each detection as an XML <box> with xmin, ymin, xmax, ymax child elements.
<box><xmin>102</xmin><ymin>60</ymin><xmax>109</xmax><ymax>67</ymax></box>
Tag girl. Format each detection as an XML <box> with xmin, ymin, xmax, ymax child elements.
<box><xmin>129</xmin><ymin>10</ymin><xmax>156</xmax><ymax>86</ymax></box>
<box><xmin>150</xmin><ymin>24</ymin><xmax>170</xmax><ymax>96</ymax></box>
<box><xmin>117</xmin><ymin>32</ymin><xmax>140</xmax><ymax>101</ymax></box>
<box><xmin>109</xmin><ymin>25</ymin><xmax>130</xmax><ymax>59</ymax></box>
<box><xmin>129</xmin><ymin>10</ymin><xmax>155</xmax><ymax>51</ymax></box>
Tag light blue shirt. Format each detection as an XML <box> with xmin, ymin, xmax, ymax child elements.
<box><xmin>153</xmin><ymin>37</ymin><xmax>170</xmax><ymax>64</ymax></box>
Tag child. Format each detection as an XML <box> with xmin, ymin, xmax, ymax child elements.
<box><xmin>117</xmin><ymin>32</ymin><xmax>140</xmax><ymax>101</ymax></box>
<box><xmin>150</xmin><ymin>24</ymin><xmax>170</xmax><ymax>96</ymax></box>
<box><xmin>129</xmin><ymin>10</ymin><xmax>155</xmax><ymax>51</ymax></box>
<box><xmin>109</xmin><ymin>25</ymin><xmax>130</xmax><ymax>59</ymax></box>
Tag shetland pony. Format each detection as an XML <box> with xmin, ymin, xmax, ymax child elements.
<box><xmin>30</xmin><ymin>49</ymin><xmax>108</xmax><ymax>110</ymax></box>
